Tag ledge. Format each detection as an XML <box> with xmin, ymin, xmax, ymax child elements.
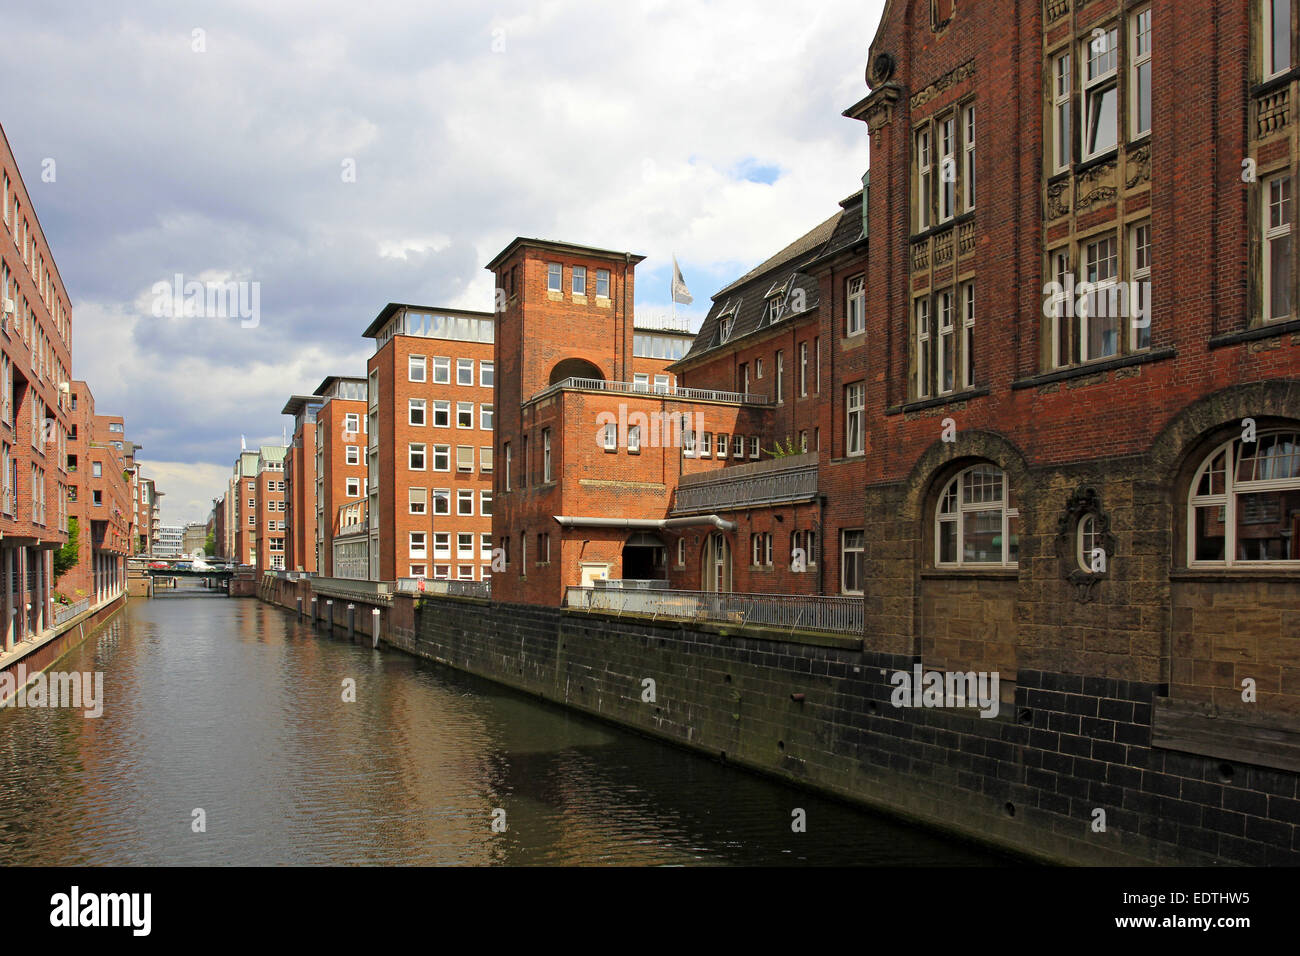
<box><xmin>920</xmin><ymin>569</ymin><xmax>1018</xmax><ymax>581</ymax></box>
<box><xmin>1152</xmin><ymin>697</ymin><xmax>1300</xmax><ymax>774</ymax></box>
<box><xmin>1207</xmin><ymin>317</ymin><xmax>1300</xmax><ymax>350</ymax></box>
<box><xmin>1169</xmin><ymin>568</ymin><xmax>1300</xmax><ymax>584</ymax></box>
<box><xmin>886</xmin><ymin>386</ymin><xmax>990</xmax><ymax>416</ymax></box>
<box><xmin>1010</xmin><ymin>348</ymin><xmax>1175</xmax><ymax>390</ymax></box>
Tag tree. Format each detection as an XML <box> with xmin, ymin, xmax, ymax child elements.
<box><xmin>204</xmin><ymin>532</ymin><xmax>215</xmax><ymax>556</ymax></box>
<box><xmin>53</xmin><ymin>517</ymin><xmax>79</xmax><ymax>580</ymax></box>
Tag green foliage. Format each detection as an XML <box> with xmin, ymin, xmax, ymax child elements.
<box><xmin>204</xmin><ymin>532</ymin><xmax>216</xmax><ymax>556</ymax></box>
<box><xmin>53</xmin><ymin>517</ymin><xmax>79</xmax><ymax>580</ymax></box>
<box><xmin>765</xmin><ymin>436</ymin><xmax>799</xmax><ymax>458</ymax></box>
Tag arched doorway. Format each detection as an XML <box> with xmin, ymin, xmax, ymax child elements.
<box><xmin>701</xmin><ymin>533</ymin><xmax>732</xmax><ymax>592</ymax></box>
<box><xmin>549</xmin><ymin>358</ymin><xmax>605</xmax><ymax>386</ymax></box>
<box><xmin>622</xmin><ymin>531</ymin><xmax>666</xmax><ymax>581</ymax></box>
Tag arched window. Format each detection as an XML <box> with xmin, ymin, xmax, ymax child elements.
<box><xmin>935</xmin><ymin>464</ymin><xmax>1019</xmax><ymax>567</ymax></box>
<box><xmin>1188</xmin><ymin>430</ymin><xmax>1300</xmax><ymax>565</ymax></box>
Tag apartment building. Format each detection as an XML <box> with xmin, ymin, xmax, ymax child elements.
<box><xmin>138</xmin><ymin>475</ymin><xmax>160</xmax><ymax>555</ymax></box>
<box><xmin>155</xmin><ymin>525</ymin><xmax>184</xmax><ymax>558</ymax></box>
<box><xmin>0</xmin><ymin>122</ymin><xmax>74</xmax><ymax>650</ymax></box>
<box><xmin>363</xmin><ymin>304</ymin><xmax>495</xmax><ymax>583</ymax></box>
<box><xmin>59</xmin><ymin>382</ymin><xmax>131</xmax><ymax>605</ymax></box>
<box><xmin>310</xmin><ymin>375</ymin><xmax>368</xmax><ymax>578</ymax></box>
<box><xmin>282</xmin><ymin>394</ymin><xmax>323</xmax><ymax>572</ymax></box>
<box><xmin>230</xmin><ymin>448</ymin><xmax>259</xmax><ymax>566</ymax></box>
<box><xmin>211</xmin><ymin>493</ymin><xmax>225</xmax><ymax>560</ymax></box>
<box><xmin>181</xmin><ymin>522</ymin><xmax>206</xmax><ymax>556</ymax></box>
<box><xmin>254</xmin><ymin>445</ymin><xmax>287</xmax><ymax>572</ymax></box>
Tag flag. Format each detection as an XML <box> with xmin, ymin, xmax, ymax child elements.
<box><xmin>240</xmin><ymin>434</ymin><xmax>247</xmax><ymax>451</ymax></box>
<box><xmin>671</xmin><ymin>256</ymin><xmax>693</xmax><ymax>305</ymax></box>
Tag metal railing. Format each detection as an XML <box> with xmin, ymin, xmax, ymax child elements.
<box><xmin>311</xmin><ymin>576</ymin><xmax>392</xmax><ymax>605</ymax></box>
<box><xmin>564</xmin><ymin>586</ymin><xmax>863</xmax><ymax>636</ymax></box>
<box><xmin>395</xmin><ymin>578</ymin><xmax>491</xmax><ymax>599</ymax></box>
<box><xmin>53</xmin><ymin>598</ymin><xmax>90</xmax><ymax>626</ymax></box>
<box><xmin>529</xmin><ymin>376</ymin><xmax>768</xmax><ymax>406</ymax></box>
<box><xmin>673</xmin><ymin>456</ymin><xmax>818</xmax><ymax>513</ymax></box>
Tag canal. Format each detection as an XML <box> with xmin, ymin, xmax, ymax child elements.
<box><xmin>0</xmin><ymin>597</ymin><xmax>1008</xmax><ymax>865</ymax></box>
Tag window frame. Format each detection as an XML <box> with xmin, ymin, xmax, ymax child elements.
<box><xmin>1264</xmin><ymin>173</ymin><xmax>1294</xmax><ymax>324</ymax></box>
<box><xmin>1081</xmin><ymin>25</ymin><xmax>1120</xmax><ymax>162</ymax></box>
<box><xmin>934</xmin><ymin>465</ymin><xmax>1020</xmax><ymax>568</ymax></box>
<box><xmin>1188</xmin><ymin>430</ymin><xmax>1300</xmax><ymax>567</ymax></box>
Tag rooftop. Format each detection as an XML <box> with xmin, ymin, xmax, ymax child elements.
<box><xmin>485</xmin><ymin>236</ymin><xmax>646</xmax><ymax>272</ymax></box>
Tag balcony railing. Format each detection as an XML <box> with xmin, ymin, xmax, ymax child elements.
<box><xmin>395</xmin><ymin>578</ymin><xmax>491</xmax><ymax>599</ymax></box>
<box><xmin>564</xmin><ymin>586</ymin><xmax>863</xmax><ymax>636</ymax></box>
<box><xmin>53</xmin><ymin>598</ymin><xmax>91</xmax><ymax>626</ymax></box>
<box><xmin>310</xmin><ymin>576</ymin><xmax>393</xmax><ymax>605</ymax></box>
<box><xmin>529</xmin><ymin>376</ymin><xmax>768</xmax><ymax>406</ymax></box>
<box><xmin>672</xmin><ymin>453</ymin><xmax>818</xmax><ymax>513</ymax></box>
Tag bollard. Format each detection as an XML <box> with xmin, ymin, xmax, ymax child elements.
<box><xmin>310</xmin><ymin>597</ymin><xmax>318</xmax><ymax>626</ymax></box>
<box><xmin>371</xmin><ymin>608</ymin><xmax>381</xmax><ymax>649</ymax></box>
<box><xmin>347</xmin><ymin>604</ymin><xmax>355</xmax><ymax>639</ymax></box>
<box><xmin>326</xmin><ymin>600</ymin><xmax>333</xmax><ymax>632</ymax></box>
<box><xmin>297</xmin><ymin>596</ymin><xmax>303</xmax><ymax>621</ymax></box>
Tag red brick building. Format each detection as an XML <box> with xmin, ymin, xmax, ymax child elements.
<box><xmin>363</xmin><ymin>304</ymin><xmax>495</xmax><ymax>583</ymax></box>
<box><xmin>282</xmin><ymin>394</ymin><xmax>322</xmax><ymax>573</ymax></box>
<box><xmin>0</xmin><ymin>122</ymin><xmax>74</xmax><ymax>649</ymax></box>
<box><xmin>309</xmin><ymin>375</ymin><xmax>367</xmax><ymax>578</ymax></box>
<box><xmin>254</xmin><ymin>445</ymin><xmax>286</xmax><ymax>572</ymax></box>
<box><xmin>230</xmin><ymin>449</ymin><xmax>260</xmax><ymax>567</ymax></box>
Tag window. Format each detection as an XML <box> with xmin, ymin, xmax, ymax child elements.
<box><xmin>939</xmin><ymin>115</ymin><xmax>956</xmax><ymax>222</ymax></box>
<box><xmin>433</xmin><ymin>445</ymin><xmax>450</xmax><ymax>471</ymax></box>
<box><xmin>481</xmin><ymin>532</ymin><xmax>493</xmax><ymax>557</ymax></box>
<box><xmin>1130</xmin><ymin>8</ymin><xmax>1152</xmax><ymax>139</ymax></box>
<box><xmin>1083</xmin><ymin>233</ymin><xmax>1120</xmax><ymax>360</ymax></box>
<box><xmin>1265</xmin><ymin>174</ymin><xmax>1293</xmax><ymax>323</ymax></box>
<box><xmin>846</xmin><ymin>383</ymin><xmax>865</xmax><ymax>456</ymax></box>
<box><xmin>603</xmin><ymin>423</ymin><xmax>617</xmax><ymax>453</ymax></box>
<box><xmin>682</xmin><ymin>423</ymin><xmax>696</xmax><ymax>457</ymax></box>
<box><xmin>750</xmin><ymin>533</ymin><xmax>773</xmax><ymax>567</ymax></box>
<box><xmin>799</xmin><ymin>342</ymin><xmax>809</xmax><ymax>396</ymax></box>
<box><xmin>410</xmin><ymin>564</ymin><xmax>427</xmax><ymax>579</ymax></box>
<box><xmin>1189</xmin><ymin>431</ymin><xmax>1300</xmax><ymax>565</ymax></box>
<box><xmin>792</xmin><ymin>529</ymin><xmax>818</xmax><ymax>568</ymax></box>
<box><xmin>433</xmin><ymin>488</ymin><xmax>450</xmax><ymax>515</ymax></box>
<box><xmin>677</xmin><ymin>539</ymin><xmax>686</xmax><ymax>566</ymax></box>
<box><xmin>633</xmin><ymin>373</ymin><xmax>650</xmax><ymax>392</ymax></box>
<box><xmin>409</xmin><ymin>487</ymin><xmax>427</xmax><ymax>514</ymax></box>
<box><xmin>480</xmin><ymin>490</ymin><xmax>493</xmax><ymax>516</ymax></box>
<box><xmin>654</xmin><ymin>374</ymin><xmax>670</xmax><ymax>393</ymax></box>
<box><xmin>408</xmin><ymin>354</ymin><xmax>426</xmax><ymax>382</ymax></box>
<box><xmin>432</xmin><ymin>356</ymin><xmax>450</xmax><ymax>384</ymax></box>
<box><xmin>628</xmin><ymin>425</ymin><xmax>641</xmax><ymax>454</ymax></box>
<box><xmin>458</xmin><ymin>533</ymin><xmax>475</xmax><ymax>558</ymax></box>
<box><xmin>700</xmin><ymin>432</ymin><xmax>712</xmax><ymax>458</ymax></box>
<box><xmin>346</xmin><ymin>477</ymin><xmax>361</xmax><ymax>497</ymax></box>
<box><xmin>799</xmin><ymin>430</ymin><xmax>809</xmax><ymax>453</ymax></box>
<box><xmin>1129</xmin><ymin>223</ymin><xmax>1151</xmax><ymax>350</ymax></box>
<box><xmin>739</xmin><ymin>363</ymin><xmax>749</xmax><ymax>394</ymax></box>
<box><xmin>937</xmin><ymin>289</ymin><xmax>956</xmax><ymax>395</ymax></box>
<box><xmin>1265</xmin><ymin>0</ymin><xmax>1293</xmax><ymax>79</ymax></box>
<box><xmin>458</xmin><ymin>489</ymin><xmax>474</xmax><ymax>516</ymax></box>
<box><xmin>433</xmin><ymin>533</ymin><xmax>451</xmax><ymax>559</ymax></box>
<box><xmin>457</xmin><ymin>359</ymin><xmax>473</xmax><ymax>386</ymax></box>
<box><xmin>841</xmin><ymin>531</ymin><xmax>865</xmax><ymax>594</ymax></box>
<box><xmin>767</xmin><ymin>298</ymin><xmax>783</xmax><ymax>324</ymax></box>
<box><xmin>964</xmin><ymin>105</ymin><xmax>976</xmax><ymax>211</ymax></box>
<box><xmin>456</xmin><ymin>445</ymin><xmax>474</xmax><ymax>472</ymax></box>
<box><xmin>480</xmin><ymin>361</ymin><xmax>494</xmax><ymax>387</ymax></box>
<box><xmin>480</xmin><ymin>446</ymin><xmax>493</xmax><ymax>472</ymax></box>
<box><xmin>504</xmin><ymin>442</ymin><xmax>512</xmax><ymax>490</ymax></box>
<box><xmin>775</xmin><ymin>351</ymin><xmax>784</xmax><ymax>403</ymax></box>
<box><xmin>962</xmin><ymin>282</ymin><xmax>976</xmax><ymax>388</ymax></box>
<box><xmin>1082</xmin><ymin>26</ymin><xmax>1119</xmax><ymax>160</ymax></box>
<box><xmin>543</xmin><ymin>428</ymin><xmax>552</xmax><ymax>479</ymax></box>
<box><xmin>846</xmin><ymin>275</ymin><xmax>866</xmax><ymax>336</ymax></box>
<box><xmin>457</xmin><ymin>401</ymin><xmax>474</xmax><ymax>428</ymax></box>
<box><xmin>916</xmin><ymin>127</ymin><xmax>932</xmax><ymax>231</ymax></box>
<box><xmin>935</xmin><ymin>465</ymin><xmax>1019</xmax><ymax>567</ymax></box>
<box><xmin>1049</xmin><ymin>247</ymin><xmax>1076</xmax><ymax>368</ymax></box>
<box><xmin>433</xmin><ymin>400</ymin><xmax>450</xmax><ymax>427</ymax></box>
<box><xmin>92</xmin><ymin>461</ymin><xmax>102</xmax><ymax>477</ymax></box>
<box><xmin>755</xmin><ymin>358</ymin><xmax>764</xmax><ymax>379</ymax></box>
<box><xmin>732</xmin><ymin>434</ymin><xmax>744</xmax><ymax>458</ymax></box>
<box><xmin>716</xmin><ymin>433</ymin><xmax>727</xmax><ymax>459</ymax></box>
<box><xmin>750</xmin><ymin>436</ymin><xmax>760</xmax><ymax>459</ymax></box>
<box><xmin>409</xmin><ymin>443</ymin><xmax>426</xmax><ymax>470</ymax></box>
<box><xmin>596</xmin><ymin>269</ymin><xmax>610</xmax><ymax>297</ymax></box>
<box><xmin>572</xmin><ymin>265</ymin><xmax>586</xmax><ymax>295</ymax></box>
<box><xmin>914</xmin><ymin>297</ymin><xmax>932</xmax><ymax>398</ymax></box>
<box><xmin>409</xmin><ymin>532</ymin><xmax>427</xmax><ymax>560</ymax></box>
<box><xmin>547</xmin><ymin>262</ymin><xmax>562</xmax><ymax>292</ymax></box>
<box><xmin>433</xmin><ymin>565</ymin><xmax>450</xmax><ymax>580</ymax></box>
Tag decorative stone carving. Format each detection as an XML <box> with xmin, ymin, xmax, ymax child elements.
<box><xmin>868</xmin><ymin>52</ymin><xmax>895</xmax><ymax>88</ymax></box>
<box><xmin>1054</xmin><ymin>486</ymin><xmax>1117</xmax><ymax>604</ymax></box>
<box><xmin>931</xmin><ymin>0</ymin><xmax>956</xmax><ymax>32</ymax></box>
<box><xmin>1045</xmin><ymin>0</ymin><xmax>1071</xmax><ymax>23</ymax></box>
<box><xmin>1125</xmin><ymin>144</ymin><xmax>1151</xmax><ymax>189</ymax></box>
<box><xmin>1045</xmin><ymin>179</ymin><xmax>1071</xmax><ymax>220</ymax></box>
<box><xmin>1256</xmin><ymin>87</ymin><xmax>1291</xmax><ymax>138</ymax></box>
<box><xmin>863</xmin><ymin>85</ymin><xmax>900</xmax><ymax>133</ymax></box>
<box><xmin>909</xmin><ymin>60</ymin><xmax>976</xmax><ymax>111</ymax></box>
<box><xmin>1075</xmin><ymin>159</ymin><xmax>1118</xmax><ymax>211</ymax></box>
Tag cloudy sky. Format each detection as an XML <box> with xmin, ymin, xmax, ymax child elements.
<box><xmin>2</xmin><ymin>0</ymin><xmax>883</xmax><ymax>525</ymax></box>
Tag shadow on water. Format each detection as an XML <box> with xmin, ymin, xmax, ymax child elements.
<box><xmin>0</xmin><ymin>598</ymin><xmax>1017</xmax><ymax>866</ymax></box>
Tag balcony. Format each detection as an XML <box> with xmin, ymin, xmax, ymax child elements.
<box><xmin>672</xmin><ymin>452</ymin><xmax>818</xmax><ymax>514</ymax></box>
<box><xmin>529</xmin><ymin>376</ymin><xmax>769</xmax><ymax>406</ymax></box>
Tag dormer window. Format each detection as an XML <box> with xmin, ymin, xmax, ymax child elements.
<box><xmin>717</xmin><ymin>299</ymin><xmax>740</xmax><ymax>343</ymax></box>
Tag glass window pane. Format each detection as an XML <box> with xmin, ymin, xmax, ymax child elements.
<box><xmin>1193</xmin><ymin>505</ymin><xmax>1227</xmax><ymax>562</ymax></box>
<box><xmin>1234</xmin><ymin>491</ymin><xmax>1297</xmax><ymax>561</ymax></box>
<box><xmin>962</xmin><ymin>509</ymin><xmax>1002</xmax><ymax>563</ymax></box>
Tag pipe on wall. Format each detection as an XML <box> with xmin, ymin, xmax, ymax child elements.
<box><xmin>553</xmin><ymin>514</ymin><xmax>737</xmax><ymax>532</ymax></box>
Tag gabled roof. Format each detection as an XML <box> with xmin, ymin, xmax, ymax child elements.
<box><xmin>484</xmin><ymin>237</ymin><xmax>646</xmax><ymax>272</ymax></box>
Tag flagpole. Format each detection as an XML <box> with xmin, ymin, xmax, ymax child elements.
<box><xmin>670</xmin><ymin>252</ymin><xmax>675</xmax><ymax>330</ymax></box>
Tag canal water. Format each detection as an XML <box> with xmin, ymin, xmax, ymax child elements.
<box><xmin>0</xmin><ymin>596</ymin><xmax>1007</xmax><ymax>865</ymax></box>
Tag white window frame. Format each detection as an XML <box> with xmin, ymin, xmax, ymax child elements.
<box><xmin>433</xmin><ymin>445</ymin><xmax>450</xmax><ymax>472</ymax></box>
<box><xmin>1129</xmin><ymin>222</ymin><xmax>1152</xmax><ymax>350</ymax></box>
<box><xmin>572</xmin><ymin>265</ymin><xmax>586</xmax><ymax>296</ymax></box>
<box><xmin>1082</xmin><ymin>233</ymin><xmax>1120</xmax><ymax>361</ymax></box>
<box><xmin>409</xmin><ymin>487</ymin><xmax>427</xmax><ymax>515</ymax></box>
<box><xmin>346</xmin><ymin>477</ymin><xmax>361</xmax><ymax>498</ymax></box>
<box><xmin>408</xmin><ymin>354</ymin><xmax>426</xmax><ymax>383</ymax></box>
<box><xmin>846</xmin><ymin>275</ymin><xmax>866</xmax><ymax>336</ymax></box>
<box><xmin>846</xmin><ymin>383</ymin><xmax>865</xmax><ymax>456</ymax></box>
<box><xmin>1265</xmin><ymin>0</ymin><xmax>1293</xmax><ymax>80</ymax></box>
<box><xmin>432</xmin><ymin>356</ymin><xmax>451</xmax><ymax>384</ymax></box>
<box><xmin>964</xmin><ymin>104</ymin><xmax>976</xmax><ymax>211</ymax></box>
<box><xmin>1188</xmin><ymin>431</ymin><xmax>1300</xmax><ymax>567</ymax></box>
<box><xmin>1130</xmin><ymin>7</ymin><xmax>1152</xmax><ymax>139</ymax></box>
<box><xmin>408</xmin><ymin>443</ymin><xmax>426</xmax><ymax>471</ymax></box>
<box><xmin>937</xmin><ymin>289</ymin><xmax>956</xmax><ymax>395</ymax></box>
<box><xmin>457</xmin><ymin>489</ymin><xmax>474</xmax><ymax>516</ymax></box>
<box><xmin>1081</xmin><ymin>26</ymin><xmax>1119</xmax><ymax>161</ymax></box>
<box><xmin>915</xmin><ymin>297</ymin><xmax>932</xmax><ymax>399</ymax></box>
<box><xmin>1264</xmin><ymin>173</ymin><xmax>1293</xmax><ymax>323</ymax></box>
<box><xmin>916</xmin><ymin>127</ymin><xmax>932</xmax><ymax>232</ymax></box>
<box><xmin>408</xmin><ymin>398</ymin><xmax>426</xmax><ymax>426</ymax></box>
<box><xmin>456</xmin><ymin>358</ymin><xmax>474</xmax><ymax>386</ymax></box>
<box><xmin>457</xmin><ymin>401</ymin><xmax>474</xmax><ymax>429</ymax></box>
<box><xmin>480</xmin><ymin>361</ymin><xmax>494</xmax><ymax>387</ymax></box>
<box><xmin>409</xmin><ymin>531</ymin><xmax>428</xmax><ymax>560</ymax></box>
<box><xmin>939</xmin><ymin>115</ymin><xmax>956</xmax><ymax>223</ymax></box>
<box><xmin>841</xmin><ymin>530</ymin><xmax>865</xmax><ymax>594</ymax></box>
<box><xmin>433</xmin><ymin>488</ymin><xmax>450</xmax><ymax>515</ymax></box>
<box><xmin>432</xmin><ymin>400</ymin><xmax>450</xmax><ymax>428</ymax></box>
<box><xmin>962</xmin><ymin>281</ymin><xmax>976</xmax><ymax>389</ymax></box>
<box><xmin>596</xmin><ymin>268</ymin><xmax>610</xmax><ymax>298</ymax></box>
<box><xmin>935</xmin><ymin>465</ymin><xmax>1019</xmax><ymax>568</ymax></box>
<box><xmin>547</xmin><ymin>262</ymin><xmax>562</xmax><ymax>292</ymax></box>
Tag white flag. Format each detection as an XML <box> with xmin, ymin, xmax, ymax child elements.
<box><xmin>671</xmin><ymin>256</ymin><xmax>693</xmax><ymax>305</ymax></box>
